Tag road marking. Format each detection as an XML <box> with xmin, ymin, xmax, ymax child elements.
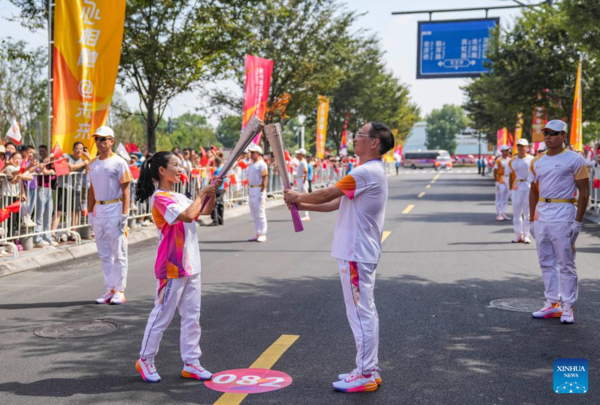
<box><xmin>418</xmin><ymin>192</ymin><xmax>426</xmax><ymax>198</ymax></box>
<box><xmin>402</xmin><ymin>204</ymin><xmax>415</xmax><ymax>214</ymax></box>
<box><xmin>431</xmin><ymin>173</ymin><xmax>441</xmax><ymax>183</ymax></box>
<box><xmin>214</xmin><ymin>334</ymin><xmax>300</xmax><ymax>405</ymax></box>
<box><xmin>426</xmin><ymin>184</ymin><xmax>431</xmax><ymax>189</ymax></box>
<box><xmin>381</xmin><ymin>231</ymin><xmax>391</xmax><ymax>242</ymax></box>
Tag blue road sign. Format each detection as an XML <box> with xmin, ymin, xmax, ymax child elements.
<box><xmin>417</xmin><ymin>18</ymin><xmax>499</xmax><ymax>79</ymax></box>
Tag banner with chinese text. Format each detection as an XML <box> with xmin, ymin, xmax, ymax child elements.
<box><xmin>52</xmin><ymin>0</ymin><xmax>126</xmax><ymax>155</ymax></box>
<box><xmin>513</xmin><ymin>113</ymin><xmax>523</xmax><ymax>155</ymax></box>
<box><xmin>496</xmin><ymin>127</ymin><xmax>508</xmax><ymax>150</ymax></box>
<box><xmin>242</xmin><ymin>55</ymin><xmax>274</xmax><ymax>145</ymax></box>
<box><xmin>316</xmin><ymin>96</ymin><xmax>329</xmax><ymax>159</ymax></box>
<box><xmin>570</xmin><ymin>58</ymin><xmax>583</xmax><ymax>151</ymax></box>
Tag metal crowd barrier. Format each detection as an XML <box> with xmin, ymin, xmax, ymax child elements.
<box><xmin>0</xmin><ymin>160</ymin><xmax>394</xmax><ymax>258</ymax></box>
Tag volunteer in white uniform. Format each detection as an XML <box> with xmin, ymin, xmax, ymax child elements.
<box><xmin>247</xmin><ymin>145</ymin><xmax>268</xmax><ymax>243</ymax></box>
<box><xmin>285</xmin><ymin>122</ymin><xmax>394</xmax><ymax>393</ymax></box>
<box><xmin>133</xmin><ymin>151</ymin><xmax>219</xmax><ymax>383</ymax></box>
<box><xmin>294</xmin><ymin>148</ymin><xmax>310</xmax><ymax>221</ymax></box>
<box><xmin>88</xmin><ymin>126</ymin><xmax>132</xmax><ymax>305</ymax></box>
<box><xmin>529</xmin><ymin>120</ymin><xmax>589</xmax><ymax>324</ymax></box>
<box><xmin>508</xmin><ymin>139</ymin><xmax>534</xmax><ymax>243</ymax></box>
<box><xmin>494</xmin><ymin>145</ymin><xmax>511</xmax><ymax>221</ymax></box>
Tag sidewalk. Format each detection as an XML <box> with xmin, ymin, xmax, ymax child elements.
<box><xmin>0</xmin><ymin>197</ymin><xmax>286</xmax><ymax>278</ymax></box>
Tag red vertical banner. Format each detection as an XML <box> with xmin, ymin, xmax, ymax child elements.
<box><xmin>570</xmin><ymin>58</ymin><xmax>583</xmax><ymax>151</ymax></box>
<box><xmin>532</xmin><ymin>106</ymin><xmax>547</xmax><ymax>143</ymax></box>
<box><xmin>497</xmin><ymin>128</ymin><xmax>507</xmax><ymax>150</ymax></box>
<box><xmin>242</xmin><ymin>55</ymin><xmax>274</xmax><ymax>145</ymax></box>
<box><xmin>340</xmin><ymin>110</ymin><xmax>349</xmax><ymax>156</ymax></box>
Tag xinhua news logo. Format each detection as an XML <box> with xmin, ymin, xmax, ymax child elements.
<box><xmin>554</xmin><ymin>358</ymin><xmax>588</xmax><ymax>394</ymax></box>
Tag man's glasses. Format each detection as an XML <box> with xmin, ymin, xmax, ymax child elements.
<box><xmin>355</xmin><ymin>132</ymin><xmax>374</xmax><ymax>139</ymax></box>
<box><xmin>94</xmin><ymin>136</ymin><xmax>111</xmax><ymax>142</ymax></box>
<box><xmin>543</xmin><ymin>130</ymin><xmax>563</xmax><ymax>137</ymax></box>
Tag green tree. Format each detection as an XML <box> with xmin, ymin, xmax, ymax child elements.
<box><xmin>215</xmin><ymin>115</ymin><xmax>242</xmax><ymax>148</ymax></box>
<box><xmin>425</xmin><ymin>105</ymin><xmax>469</xmax><ymax>155</ymax></box>
<box><xmin>162</xmin><ymin>112</ymin><xmax>216</xmax><ymax>151</ymax></box>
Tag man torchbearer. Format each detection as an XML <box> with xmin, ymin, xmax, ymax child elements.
<box><xmin>88</xmin><ymin>126</ymin><xmax>132</xmax><ymax>305</ymax></box>
<box><xmin>529</xmin><ymin>120</ymin><xmax>589</xmax><ymax>324</ymax></box>
<box><xmin>509</xmin><ymin>139</ymin><xmax>533</xmax><ymax>243</ymax></box>
<box><xmin>494</xmin><ymin>145</ymin><xmax>511</xmax><ymax>221</ymax></box>
<box><xmin>284</xmin><ymin>122</ymin><xmax>394</xmax><ymax>393</ymax></box>
<box><xmin>246</xmin><ymin>145</ymin><xmax>268</xmax><ymax>243</ymax></box>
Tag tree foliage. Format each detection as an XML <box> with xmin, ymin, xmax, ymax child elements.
<box><xmin>425</xmin><ymin>104</ymin><xmax>469</xmax><ymax>155</ymax></box>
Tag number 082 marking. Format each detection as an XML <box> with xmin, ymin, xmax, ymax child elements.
<box><xmin>212</xmin><ymin>374</ymin><xmax>284</xmax><ymax>387</ymax></box>
<box><xmin>205</xmin><ymin>368</ymin><xmax>293</xmax><ymax>394</ymax></box>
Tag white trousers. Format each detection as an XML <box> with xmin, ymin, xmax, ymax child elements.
<box><xmin>337</xmin><ymin>259</ymin><xmax>379</xmax><ymax>375</ymax></box>
<box><xmin>93</xmin><ymin>215</ymin><xmax>128</xmax><ymax>291</ymax></box>
<box><xmin>295</xmin><ymin>178</ymin><xmax>309</xmax><ymax>217</ymax></box>
<box><xmin>495</xmin><ymin>182</ymin><xmax>509</xmax><ymax>215</ymax></box>
<box><xmin>512</xmin><ymin>188</ymin><xmax>530</xmax><ymax>238</ymax></box>
<box><xmin>249</xmin><ymin>188</ymin><xmax>267</xmax><ymax>236</ymax></box>
<box><xmin>535</xmin><ymin>221</ymin><xmax>578</xmax><ymax>305</ymax></box>
<box><xmin>140</xmin><ymin>273</ymin><xmax>202</xmax><ymax>364</ymax></box>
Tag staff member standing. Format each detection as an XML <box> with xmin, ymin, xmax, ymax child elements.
<box><xmin>285</xmin><ymin>122</ymin><xmax>394</xmax><ymax>393</ymax></box>
<box><xmin>508</xmin><ymin>139</ymin><xmax>534</xmax><ymax>243</ymax></box>
<box><xmin>88</xmin><ymin>126</ymin><xmax>132</xmax><ymax>305</ymax></box>
<box><xmin>494</xmin><ymin>145</ymin><xmax>511</xmax><ymax>221</ymax></box>
<box><xmin>294</xmin><ymin>148</ymin><xmax>310</xmax><ymax>222</ymax></box>
<box><xmin>529</xmin><ymin>120</ymin><xmax>589</xmax><ymax>324</ymax></box>
<box><xmin>247</xmin><ymin>145</ymin><xmax>268</xmax><ymax>243</ymax></box>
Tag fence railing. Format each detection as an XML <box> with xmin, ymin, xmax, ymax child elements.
<box><xmin>1</xmin><ymin>160</ymin><xmax>378</xmax><ymax>258</ymax></box>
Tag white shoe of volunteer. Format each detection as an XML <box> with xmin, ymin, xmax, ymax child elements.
<box><xmin>560</xmin><ymin>305</ymin><xmax>575</xmax><ymax>324</ymax></box>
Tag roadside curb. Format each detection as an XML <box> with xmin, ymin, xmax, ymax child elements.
<box><xmin>585</xmin><ymin>210</ymin><xmax>600</xmax><ymax>225</ymax></box>
<box><xmin>0</xmin><ymin>198</ymin><xmax>286</xmax><ymax>279</ymax></box>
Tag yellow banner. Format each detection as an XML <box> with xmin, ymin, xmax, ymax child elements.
<box><xmin>52</xmin><ymin>0</ymin><xmax>126</xmax><ymax>156</ymax></box>
<box><xmin>316</xmin><ymin>96</ymin><xmax>330</xmax><ymax>159</ymax></box>
<box><xmin>570</xmin><ymin>58</ymin><xmax>583</xmax><ymax>151</ymax></box>
<box><xmin>513</xmin><ymin>113</ymin><xmax>523</xmax><ymax>155</ymax></box>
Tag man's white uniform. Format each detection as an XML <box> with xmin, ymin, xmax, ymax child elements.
<box><xmin>528</xmin><ymin>149</ymin><xmax>588</xmax><ymax>307</ymax></box>
<box><xmin>495</xmin><ymin>155</ymin><xmax>510</xmax><ymax>217</ymax></box>
<box><xmin>509</xmin><ymin>153</ymin><xmax>533</xmax><ymax>240</ymax></box>
<box><xmin>247</xmin><ymin>157</ymin><xmax>268</xmax><ymax>237</ymax></box>
<box><xmin>333</xmin><ymin>159</ymin><xmax>387</xmax><ymax>376</ymax></box>
<box><xmin>89</xmin><ymin>153</ymin><xmax>132</xmax><ymax>292</ymax></box>
<box><xmin>295</xmin><ymin>156</ymin><xmax>310</xmax><ymax>218</ymax></box>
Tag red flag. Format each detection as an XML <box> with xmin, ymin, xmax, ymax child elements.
<box><xmin>200</xmin><ymin>147</ymin><xmax>208</xmax><ymax>167</ymax></box>
<box><xmin>243</xmin><ymin>179</ymin><xmax>249</xmax><ymax>186</ymax></box>
<box><xmin>191</xmin><ymin>168</ymin><xmax>201</xmax><ymax>178</ymax></box>
<box><xmin>125</xmin><ymin>143</ymin><xmax>140</xmax><ymax>153</ymax></box>
<box><xmin>284</xmin><ymin>150</ymin><xmax>291</xmax><ymax>162</ymax></box>
<box><xmin>0</xmin><ymin>200</ymin><xmax>20</xmax><ymax>223</ymax></box>
<box><xmin>52</xmin><ymin>142</ymin><xmax>63</xmax><ymax>159</ymax></box>
<box><xmin>54</xmin><ymin>158</ymin><xmax>70</xmax><ymax>176</ymax></box>
<box><xmin>129</xmin><ymin>165</ymin><xmax>140</xmax><ymax>180</ymax></box>
<box><xmin>223</xmin><ymin>181</ymin><xmax>229</xmax><ymax>190</ymax></box>
<box><xmin>180</xmin><ymin>172</ymin><xmax>189</xmax><ymax>184</ymax></box>
<box><xmin>211</xmin><ymin>144</ymin><xmax>218</xmax><ymax>153</ymax></box>
<box><xmin>229</xmin><ymin>174</ymin><xmax>237</xmax><ymax>185</ymax></box>
<box><xmin>237</xmin><ymin>160</ymin><xmax>248</xmax><ymax>170</ymax></box>
<box><xmin>20</xmin><ymin>158</ymin><xmax>28</xmax><ymax>174</ymax></box>
<box><xmin>0</xmin><ymin>159</ymin><xmax>4</xmax><ymax>171</ymax></box>
<box><xmin>209</xmin><ymin>167</ymin><xmax>216</xmax><ymax>176</ymax></box>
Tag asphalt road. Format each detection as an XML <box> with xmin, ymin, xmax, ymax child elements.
<box><xmin>1</xmin><ymin>168</ymin><xmax>599</xmax><ymax>405</ymax></box>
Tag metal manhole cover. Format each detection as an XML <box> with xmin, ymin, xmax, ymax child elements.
<box><xmin>34</xmin><ymin>320</ymin><xmax>118</xmax><ymax>339</ymax></box>
<box><xmin>489</xmin><ymin>298</ymin><xmax>545</xmax><ymax>313</ymax></box>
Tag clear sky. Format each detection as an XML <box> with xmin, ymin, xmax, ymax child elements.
<box><xmin>0</xmin><ymin>0</ymin><xmax>538</xmax><ymax>123</ymax></box>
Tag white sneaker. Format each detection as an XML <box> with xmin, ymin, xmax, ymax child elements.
<box><xmin>523</xmin><ymin>236</ymin><xmax>532</xmax><ymax>244</ymax></box>
<box><xmin>501</xmin><ymin>213</ymin><xmax>511</xmax><ymax>220</ymax></box>
<box><xmin>136</xmin><ymin>358</ymin><xmax>161</xmax><ymax>383</ymax></box>
<box><xmin>339</xmin><ymin>368</ymin><xmax>382</xmax><ymax>385</ymax></box>
<box><xmin>496</xmin><ymin>215</ymin><xmax>504</xmax><ymax>221</ymax></box>
<box><xmin>301</xmin><ymin>216</ymin><xmax>310</xmax><ymax>222</ymax></box>
<box><xmin>35</xmin><ymin>241</ymin><xmax>50</xmax><ymax>248</ymax></box>
<box><xmin>332</xmin><ymin>369</ymin><xmax>378</xmax><ymax>393</ymax></box>
<box><xmin>257</xmin><ymin>235</ymin><xmax>267</xmax><ymax>243</ymax></box>
<box><xmin>110</xmin><ymin>291</ymin><xmax>126</xmax><ymax>305</ymax></box>
<box><xmin>49</xmin><ymin>240</ymin><xmax>58</xmax><ymax>246</ymax></box>
<box><xmin>532</xmin><ymin>301</ymin><xmax>562</xmax><ymax>319</ymax></box>
<box><xmin>560</xmin><ymin>305</ymin><xmax>575</xmax><ymax>324</ymax></box>
<box><xmin>182</xmin><ymin>362</ymin><xmax>212</xmax><ymax>380</ymax></box>
<box><xmin>23</xmin><ymin>216</ymin><xmax>36</xmax><ymax>227</ymax></box>
<box><xmin>96</xmin><ymin>289</ymin><xmax>115</xmax><ymax>304</ymax></box>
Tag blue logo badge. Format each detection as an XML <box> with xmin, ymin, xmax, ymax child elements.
<box><xmin>554</xmin><ymin>358</ymin><xmax>588</xmax><ymax>394</ymax></box>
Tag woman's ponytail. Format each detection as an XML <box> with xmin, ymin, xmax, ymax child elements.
<box><xmin>135</xmin><ymin>151</ymin><xmax>172</xmax><ymax>203</ymax></box>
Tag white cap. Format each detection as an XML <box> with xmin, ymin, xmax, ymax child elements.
<box><xmin>500</xmin><ymin>145</ymin><xmax>510</xmax><ymax>151</ymax></box>
<box><xmin>542</xmin><ymin>120</ymin><xmax>567</xmax><ymax>133</ymax></box>
<box><xmin>93</xmin><ymin>126</ymin><xmax>115</xmax><ymax>138</ymax></box>
<box><xmin>295</xmin><ymin>148</ymin><xmax>307</xmax><ymax>155</ymax></box>
<box><xmin>516</xmin><ymin>139</ymin><xmax>529</xmax><ymax>146</ymax></box>
<box><xmin>248</xmin><ymin>144</ymin><xmax>263</xmax><ymax>154</ymax></box>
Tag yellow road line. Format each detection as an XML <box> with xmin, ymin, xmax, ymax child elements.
<box><xmin>381</xmin><ymin>231</ymin><xmax>391</xmax><ymax>242</ymax></box>
<box><xmin>214</xmin><ymin>334</ymin><xmax>300</xmax><ymax>405</ymax></box>
<box><xmin>402</xmin><ymin>204</ymin><xmax>415</xmax><ymax>214</ymax></box>
<box><xmin>418</xmin><ymin>192</ymin><xmax>426</xmax><ymax>198</ymax></box>
<box><xmin>432</xmin><ymin>173</ymin><xmax>441</xmax><ymax>183</ymax></box>
<box><xmin>426</xmin><ymin>184</ymin><xmax>431</xmax><ymax>189</ymax></box>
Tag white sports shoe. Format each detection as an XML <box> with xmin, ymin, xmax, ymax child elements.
<box><xmin>136</xmin><ymin>358</ymin><xmax>161</xmax><ymax>383</ymax></box>
<box><xmin>339</xmin><ymin>368</ymin><xmax>382</xmax><ymax>385</ymax></box>
<box><xmin>95</xmin><ymin>289</ymin><xmax>115</xmax><ymax>304</ymax></box>
<box><xmin>257</xmin><ymin>235</ymin><xmax>267</xmax><ymax>243</ymax></box>
<box><xmin>496</xmin><ymin>215</ymin><xmax>504</xmax><ymax>221</ymax></box>
<box><xmin>181</xmin><ymin>362</ymin><xmax>212</xmax><ymax>380</ymax></box>
<box><xmin>523</xmin><ymin>236</ymin><xmax>532</xmax><ymax>244</ymax></box>
<box><xmin>560</xmin><ymin>305</ymin><xmax>575</xmax><ymax>324</ymax></box>
<box><xmin>110</xmin><ymin>291</ymin><xmax>126</xmax><ymax>305</ymax></box>
<box><xmin>532</xmin><ymin>301</ymin><xmax>562</xmax><ymax>319</ymax></box>
<box><xmin>332</xmin><ymin>369</ymin><xmax>378</xmax><ymax>393</ymax></box>
<box><xmin>35</xmin><ymin>241</ymin><xmax>49</xmax><ymax>248</ymax></box>
<box><xmin>501</xmin><ymin>213</ymin><xmax>511</xmax><ymax>220</ymax></box>
<box><xmin>301</xmin><ymin>216</ymin><xmax>310</xmax><ymax>222</ymax></box>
